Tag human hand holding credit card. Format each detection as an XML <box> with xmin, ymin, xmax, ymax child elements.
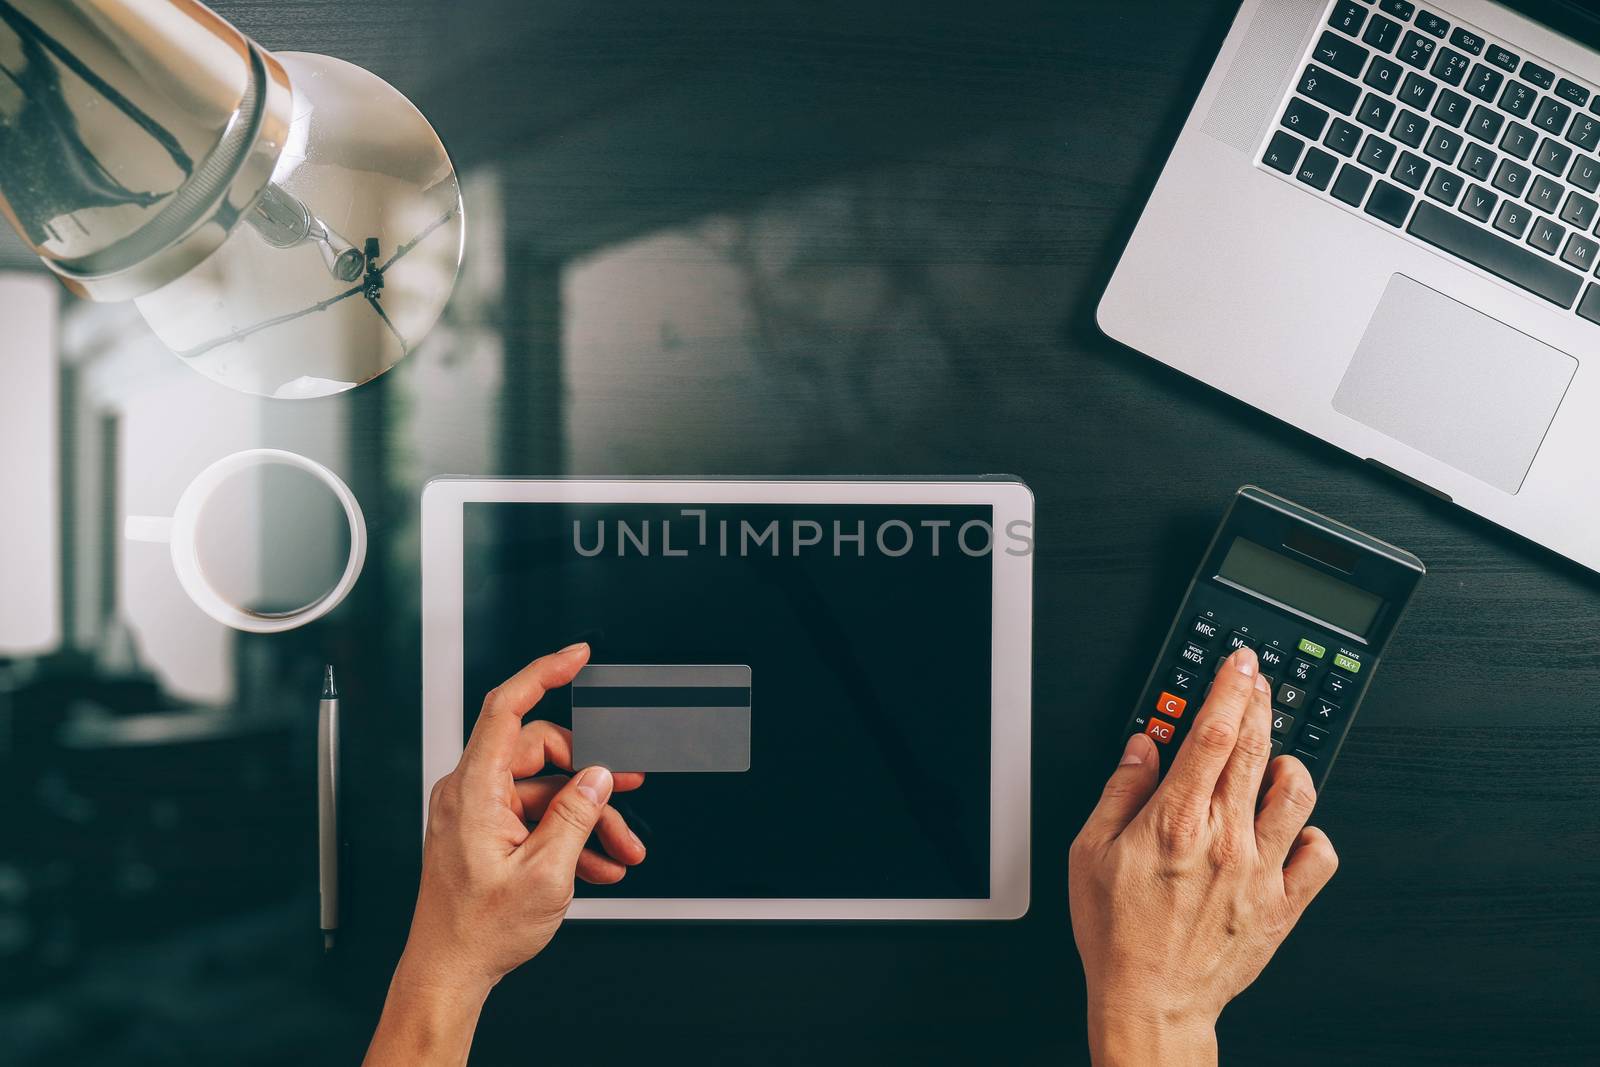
<box><xmin>572</xmin><ymin>664</ymin><xmax>753</xmax><ymax>773</ymax></box>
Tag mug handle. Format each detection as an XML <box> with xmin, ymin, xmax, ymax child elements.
<box><xmin>125</xmin><ymin>516</ymin><xmax>175</xmax><ymax>543</ymax></box>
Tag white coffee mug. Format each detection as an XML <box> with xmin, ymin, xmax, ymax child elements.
<box><xmin>125</xmin><ymin>448</ymin><xmax>367</xmax><ymax>634</ymax></box>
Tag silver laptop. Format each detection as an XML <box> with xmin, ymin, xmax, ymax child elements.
<box><xmin>1100</xmin><ymin>0</ymin><xmax>1600</xmax><ymax>574</ymax></box>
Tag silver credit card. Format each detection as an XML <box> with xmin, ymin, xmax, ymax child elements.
<box><xmin>572</xmin><ymin>664</ymin><xmax>752</xmax><ymax>773</ymax></box>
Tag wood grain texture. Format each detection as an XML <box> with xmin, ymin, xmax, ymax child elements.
<box><xmin>200</xmin><ymin>1</ymin><xmax>1600</xmax><ymax>1063</ymax></box>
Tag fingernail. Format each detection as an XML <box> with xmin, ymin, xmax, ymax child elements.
<box><xmin>560</xmin><ymin>641</ymin><xmax>589</xmax><ymax>654</ymax></box>
<box><xmin>575</xmin><ymin>765</ymin><xmax>612</xmax><ymax>803</ymax></box>
<box><xmin>629</xmin><ymin>829</ymin><xmax>645</xmax><ymax>852</ymax></box>
<box><xmin>1254</xmin><ymin>672</ymin><xmax>1270</xmax><ymax>693</ymax></box>
<box><xmin>1232</xmin><ymin>647</ymin><xmax>1258</xmax><ymax>677</ymax></box>
<box><xmin>1119</xmin><ymin>733</ymin><xmax>1146</xmax><ymax>766</ymax></box>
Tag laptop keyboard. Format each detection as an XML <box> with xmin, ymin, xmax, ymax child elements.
<box><xmin>1261</xmin><ymin>0</ymin><xmax>1600</xmax><ymax>326</ymax></box>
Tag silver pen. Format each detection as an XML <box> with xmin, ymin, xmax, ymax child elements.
<box><xmin>318</xmin><ymin>665</ymin><xmax>340</xmax><ymax>951</ymax></box>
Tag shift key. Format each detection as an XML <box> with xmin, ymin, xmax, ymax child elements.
<box><xmin>1407</xmin><ymin>202</ymin><xmax>1583</xmax><ymax>308</ymax></box>
<box><xmin>1298</xmin><ymin>64</ymin><xmax>1362</xmax><ymax>115</ymax></box>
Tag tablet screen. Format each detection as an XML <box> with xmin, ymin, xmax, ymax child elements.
<box><xmin>463</xmin><ymin>501</ymin><xmax>998</xmax><ymax>899</ymax></box>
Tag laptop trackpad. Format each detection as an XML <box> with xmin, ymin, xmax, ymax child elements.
<box><xmin>1332</xmin><ymin>274</ymin><xmax>1577</xmax><ymax>494</ymax></box>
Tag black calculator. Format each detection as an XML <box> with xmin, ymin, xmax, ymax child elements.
<box><xmin>1126</xmin><ymin>487</ymin><xmax>1424</xmax><ymax>790</ymax></box>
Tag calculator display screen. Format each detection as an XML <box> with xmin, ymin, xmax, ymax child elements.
<box><xmin>1216</xmin><ymin>537</ymin><xmax>1383</xmax><ymax>637</ymax></box>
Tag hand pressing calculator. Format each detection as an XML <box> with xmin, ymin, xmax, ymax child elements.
<box><xmin>1126</xmin><ymin>487</ymin><xmax>1424</xmax><ymax>791</ymax></box>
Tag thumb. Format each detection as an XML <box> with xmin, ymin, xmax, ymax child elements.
<box><xmin>1079</xmin><ymin>732</ymin><xmax>1160</xmax><ymax>845</ymax></box>
<box><xmin>524</xmin><ymin>765</ymin><xmax>614</xmax><ymax>872</ymax></box>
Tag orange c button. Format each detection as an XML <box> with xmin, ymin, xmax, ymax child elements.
<box><xmin>1154</xmin><ymin>691</ymin><xmax>1188</xmax><ymax>719</ymax></box>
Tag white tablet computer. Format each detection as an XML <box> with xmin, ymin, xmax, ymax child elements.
<box><xmin>420</xmin><ymin>477</ymin><xmax>1033</xmax><ymax>920</ymax></box>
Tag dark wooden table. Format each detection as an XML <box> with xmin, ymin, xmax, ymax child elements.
<box><xmin>185</xmin><ymin>1</ymin><xmax>1600</xmax><ymax>1063</ymax></box>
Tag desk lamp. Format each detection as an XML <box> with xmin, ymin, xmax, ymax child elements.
<box><xmin>0</xmin><ymin>0</ymin><xmax>463</xmax><ymax>397</ymax></box>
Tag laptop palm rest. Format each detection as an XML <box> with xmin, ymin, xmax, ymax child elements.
<box><xmin>1332</xmin><ymin>274</ymin><xmax>1578</xmax><ymax>494</ymax></box>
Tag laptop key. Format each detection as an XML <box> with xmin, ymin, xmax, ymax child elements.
<box><xmin>1365</xmin><ymin>180</ymin><xmax>1415</xmax><ymax>226</ymax></box>
<box><xmin>1527</xmin><ymin>175</ymin><xmax>1563</xmax><ymax>213</ymax></box>
<box><xmin>1493</xmin><ymin>199</ymin><xmax>1532</xmax><ymax>238</ymax></box>
<box><xmin>1315</xmin><ymin>30</ymin><xmax>1371</xmax><ymax>79</ymax></box>
<box><xmin>1297</xmin><ymin>146</ymin><xmax>1339</xmax><ymax>190</ymax></box>
<box><xmin>1394</xmin><ymin>151</ymin><xmax>1430</xmax><ymax>189</ymax></box>
<box><xmin>1501</xmin><ymin>121</ymin><xmax>1537</xmax><ymax>160</ymax></box>
<box><xmin>1528</xmin><ymin>216</ymin><xmax>1565</xmax><ymax>256</ymax></box>
<box><xmin>1263</xmin><ymin>130</ymin><xmax>1304</xmax><ymax>174</ymax></box>
<box><xmin>1359</xmin><ymin>133</ymin><xmax>1399</xmax><ymax>172</ymax></box>
<box><xmin>1570</xmin><ymin>154</ymin><xmax>1600</xmax><ymax>193</ymax></box>
<box><xmin>1431</xmin><ymin>88</ymin><xmax>1469</xmax><ymax>127</ymax></box>
<box><xmin>1331</xmin><ymin>163</ymin><xmax>1373</xmax><ymax>206</ymax></box>
<box><xmin>1464</xmin><ymin>63</ymin><xmax>1504</xmax><ymax>102</ymax></box>
<box><xmin>1460</xmin><ymin>184</ymin><xmax>1498</xmax><ymax>222</ymax></box>
<box><xmin>1283</xmin><ymin>98</ymin><xmax>1330</xmax><ymax>139</ymax></box>
<box><xmin>1380</xmin><ymin>0</ymin><xmax>1414</xmax><ymax>19</ymax></box>
<box><xmin>1424</xmin><ymin>126</ymin><xmax>1462</xmax><ymax>165</ymax></box>
<box><xmin>1533</xmin><ymin>98</ymin><xmax>1572</xmax><ymax>136</ymax></box>
<box><xmin>1493</xmin><ymin>159</ymin><xmax>1532</xmax><ymax>196</ymax></box>
<box><xmin>1426</xmin><ymin>168</ymin><xmax>1463</xmax><ymax>206</ymax></box>
<box><xmin>1299</xmin><ymin>65</ymin><xmax>1362</xmax><ymax>115</ymax></box>
<box><xmin>1393</xmin><ymin>109</ymin><xmax>1430</xmax><ymax>148</ymax></box>
<box><xmin>1486</xmin><ymin>45</ymin><xmax>1520</xmax><ymax>73</ymax></box>
<box><xmin>1569</xmin><ymin>114</ymin><xmax>1600</xmax><ymax>152</ymax></box>
<box><xmin>1561</xmin><ymin>233</ymin><xmax>1598</xmax><ymax>272</ymax></box>
<box><xmin>1500</xmin><ymin>80</ymin><xmax>1537</xmax><ymax>118</ymax></box>
<box><xmin>1560</xmin><ymin>191</ymin><xmax>1597</xmax><ymax>230</ymax></box>
<box><xmin>1466</xmin><ymin>105</ymin><xmax>1504</xmax><ymax>143</ymax></box>
<box><xmin>1431</xmin><ymin>47</ymin><xmax>1470</xmax><ymax>87</ymax></box>
<box><xmin>1329</xmin><ymin>0</ymin><xmax>1367</xmax><ymax>36</ymax></box>
<box><xmin>1449</xmin><ymin>27</ymin><xmax>1484</xmax><ymax>56</ymax></box>
<box><xmin>1555</xmin><ymin>78</ymin><xmax>1590</xmax><ymax>108</ymax></box>
<box><xmin>1416</xmin><ymin>12</ymin><xmax>1450</xmax><ymax>38</ymax></box>
<box><xmin>1460</xmin><ymin>143</ymin><xmax>1497</xmax><ymax>180</ymax></box>
<box><xmin>1359</xmin><ymin>93</ymin><xmax>1398</xmax><ymax>130</ymax></box>
<box><xmin>1398</xmin><ymin>31</ymin><xmax>1437</xmax><ymax>70</ymax></box>
<box><xmin>1363</xmin><ymin>14</ymin><xmax>1403</xmax><ymax>54</ymax></box>
<box><xmin>1521</xmin><ymin>61</ymin><xmax>1556</xmax><ymax>91</ymax></box>
<box><xmin>1534</xmin><ymin>138</ymin><xmax>1573</xmax><ymax>176</ymax></box>
<box><xmin>1408</xmin><ymin>202</ymin><xmax>1583</xmax><ymax>307</ymax></box>
<box><xmin>1365</xmin><ymin>56</ymin><xmax>1403</xmax><ymax>95</ymax></box>
<box><xmin>1325</xmin><ymin>118</ymin><xmax>1364</xmax><ymax>157</ymax></box>
<box><xmin>1399</xmin><ymin>72</ymin><xmax>1436</xmax><ymax>110</ymax></box>
<box><xmin>1579</xmin><ymin>284</ymin><xmax>1600</xmax><ymax>325</ymax></box>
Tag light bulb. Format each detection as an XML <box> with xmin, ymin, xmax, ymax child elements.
<box><xmin>132</xmin><ymin>53</ymin><xmax>463</xmax><ymax>399</ymax></box>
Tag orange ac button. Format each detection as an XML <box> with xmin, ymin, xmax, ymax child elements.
<box><xmin>1144</xmin><ymin>717</ymin><xmax>1177</xmax><ymax>745</ymax></box>
<box><xmin>1154</xmin><ymin>691</ymin><xmax>1188</xmax><ymax>719</ymax></box>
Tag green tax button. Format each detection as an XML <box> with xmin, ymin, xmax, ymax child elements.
<box><xmin>1297</xmin><ymin>637</ymin><xmax>1327</xmax><ymax>659</ymax></box>
<box><xmin>1332</xmin><ymin>652</ymin><xmax>1362</xmax><ymax>674</ymax></box>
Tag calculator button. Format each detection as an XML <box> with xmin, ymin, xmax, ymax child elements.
<box><xmin>1190</xmin><ymin>616</ymin><xmax>1222</xmax><ymax>643</ymax></box>
<box><xmin>1297</xmin><ymin>637</ymin><xmax>1327</xmax><ymax>659</ymax></box>
<box><xmin>1257</xmin><ymin>645</ymin><xmax>1288</xmax><ymax>675</ymax></box>
<box><xmin>1271</xmin><ymin>710</ymin><xmax>1297</xmax><ymax>739</ymax></box>
<box><xmin>1332</xmin><ymin>651</ymin><xmax>1363</xmax><ymax>673</ymax></box>
<box><xmin>1155</xmin><ymin>692</ymin><xmax>1188</xmax><ymax>719</ymax></box>
<box><xmin>1178</xmin><ymin>642</ymin><xmax>1210</xmax><ymax>670</ymax></box>
<box><xmin>1276</xmin><ymin>683</ymin><xmax>1308</xmax><ymax>710</ymax></box>
<box><xmin>1309</xmin><ymin>698</ymin><xmax>1341</xmax><ymax>725</ymax></box>
<box><xmin>1145</xmin><ymin>718</ymin><xmax>1178</xmax><ymax>745</ymax></box>
<box><xmin>1299</xmin><ymin>724</ymin><xmax>1330</xmax><ymax>751</ymax></box>
<box><xmin>1224</xmin><ymin>630</ymin><xmax>1259</xmax><ymax>654</ymax></box>
<box><xmin>1321</xmin><ymin>672</ymin><xmax>1354</xmax><ymax>699</ymax></box>
<box><xmin>1167</xmin><ymin>667</ymin><xmax>1199</xmax><ymax>695</ymax></box>
<box><xmin>1289</xmin><ymin>658</ymin><xmax>1318</xmax><ymax>684</ymax></box>
<box><xmin>1291</xmin><ymin>749</ymin><xmax>1322</xmax><ymax>771</ymax></box>
<box><xmin>1270</xmin><ymin>738</ymin><xmax>1284</xmax><ymax>757</ymax></box>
